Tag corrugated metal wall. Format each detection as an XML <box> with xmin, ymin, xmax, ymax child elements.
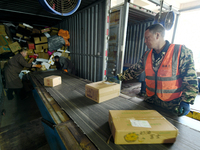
<box><xmin>56</xmin><ymin>0</ymin><xmax>106</xmax><ymax>82</ymax></box>
<box><xmin>124</xmin><ymin>21</ymin><xmax>153</xmax><ymax>65</ymax></box>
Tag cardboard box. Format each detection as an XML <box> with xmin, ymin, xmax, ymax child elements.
<box><xmin>50</xmin><ymin>65</ymin><xmax>57</xmax><ymax>69</ymax></box>
<box><xmin>41</xmin><ymin>28</ymin><xmax>50</xmax><ymax>33</ymax></box>
<box><xmin>16</xmin><ymin>33</ymin><xmax>30</xmax><ymax>40</ymax></box>
<box><xmin>50</xmin><ymin>27</ymin><xmax>59</xmax><ymax>36</ymax></box>
<box><xmin>85</xmin><ymin>81</ymin><xmax>120</xmax><ymax>103</ymax></box>
<box><xmin>32</xmin><ymin>28</ymin><xmax>41</xmax><ymax>34</ymax></box>
<box><xmin>0</xmin><ymin>25</ymin><xmax>7</xmax><ymax>35</ymax></box>
<box><xmin>44</xmin><ymin>75</ymin><xmax>62</xmax><ymax>87</ymax></box>
<box><xmin>8</xmin><ymin>42</ymin><xmax>21</xmax><ymax>53</ymax></box>
<box><xmin>35</xmin><ymin>43</ymin><xmax>48</xmax><ymax>50</ymax></box>
<box><xmin>34</xmin><ymin>36</ymin><xmax>47</xmax><ymax>44</ymax></box>
<box><xmin>61</xmin><ymin>52</ymin><xmax>69</xmax><ymax>58</ymax></box>
<box><xmin>0</xmin><ymin>46</ymin><xmax>11</xmax><ymax>54</ymax></box>
<box><xmin>38</xmin><ymin>52</ymin><xmax>49</xmax><ymax>59</ymax></box>
<box><xmin>27</xmin><ymin>42</ymin><xmax>35</xmax><ymax>50</ymax></box>
<box><xmin>0</xmin><ymin>35</ymin><xmax>9</xmax><ymax>46</ymax></box>
<box><xmin>27</xmin><ymin>49</ymin><xmax>34</xmax><ymax>55</ymax></box>
<box><xmin>108</xmin><ymin>110</ymin><xmax>179</xmax><ymax>144</ymax></box>
<box><xmin>34</xmin><ymin>49</ymin><xmax>44</xmax><ymax>53</ymax></box>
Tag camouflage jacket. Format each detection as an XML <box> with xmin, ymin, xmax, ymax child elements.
<box><xmin>118</xmin><ymin>41</ymin><xmax>198</xmax><ymax>108</ymax></box>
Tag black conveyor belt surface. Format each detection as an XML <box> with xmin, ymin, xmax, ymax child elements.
<box><xmin>31</xmin><ymin>70</ymin><xmax>200</xmax><ymax>150</ymax></box>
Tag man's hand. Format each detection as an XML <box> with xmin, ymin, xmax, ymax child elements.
<box><xmin>177</xmin><ymin>101</ymin><xmax>190</xmax><ymax>116</ymax></box>
<box><xmin>107</xmin><ymin>76</ymin><xmax>119</xmax><ymax>83</ymax></box>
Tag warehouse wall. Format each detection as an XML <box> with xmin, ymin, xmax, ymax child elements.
<box><xmin>56</xmin><ymin>0</ymin><xmax>106</xmax><ymax>82</ymax></box>
<box><xmin>124</xmin><ymin>21</ymin><xmax>153</xmax><ymax>66</ymax></box>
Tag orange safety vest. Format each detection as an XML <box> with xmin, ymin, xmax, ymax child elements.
<box><xmin>144</xmin><ymin>44</ymin><xmax>182</xmax><ymax>101</ymax></box>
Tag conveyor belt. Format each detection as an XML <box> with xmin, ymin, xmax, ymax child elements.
<box><xmin>31</xmin><ymin>70</ymin><xmax>200</xmax><ymax>150</ymax></box>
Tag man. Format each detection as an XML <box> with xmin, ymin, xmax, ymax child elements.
<box><xmin>114</xmin><ymin>24</ymin><xmax>198</xmax><ymax>116</ymax></box>
<box><xmin>4</xmin><ymin>49</ymin><xmax>41</xmax><ymax>100</ymax></box>
<box><xmin>54</xmin><ymin>56</ymin><xmax>76</xmax><ymax>75</ymax></box>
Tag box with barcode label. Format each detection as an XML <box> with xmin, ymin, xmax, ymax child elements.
<box><xmin>85</xmin><ymin>81</ymin><xmax>120</xmax><ymax>103</ymax></box>
<box><xmin>108</xmin><ymin>110</ymin><xmax>179</xmax><ymax>144</ymax></box>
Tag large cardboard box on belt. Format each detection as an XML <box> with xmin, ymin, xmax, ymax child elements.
<box><xmin>85</xmin><ymin>81</ymin><xmax>120</xmax><ymax>103</ymax></box>
<box><xmin>44</xmin><ymin>75</ymin><xmax>62</xmax><ymax>87</ymax></box>
<box><xmin>108</xmin><ymin>110</ymin><xmax>179</xmax><ymax>144</ymax></box>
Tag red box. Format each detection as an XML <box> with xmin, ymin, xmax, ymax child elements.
<box><xmin>28</xmin><ymin>42</ymin><xmax>35</xmax><ymax>49</ymax></box>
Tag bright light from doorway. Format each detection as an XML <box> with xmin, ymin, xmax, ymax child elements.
<box><xmin>174</xmin><ymin>9</ymin><xmax>200</xmax><ymax>72</ymax></box>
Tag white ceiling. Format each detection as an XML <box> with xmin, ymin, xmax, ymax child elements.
<box><xmin>111</xmin><ymin>0</ymin><xmax>200</xmax><ymax>12</ymax></box>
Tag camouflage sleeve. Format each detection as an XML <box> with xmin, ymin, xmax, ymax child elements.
<box><xmin>117</xmin><ymin>54</ymin><xmax>145</xmax><ymax>81</ymax></box>
<box><xmin>179</xmin><ymin>46</ymin><xmax>198</xmax><ymax>104</ymax></box>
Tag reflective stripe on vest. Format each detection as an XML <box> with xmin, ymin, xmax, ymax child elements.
<box><xmin>145</xmin><ymin>44</ymin><xmax>182</xmax><ymax>101</ymax></box>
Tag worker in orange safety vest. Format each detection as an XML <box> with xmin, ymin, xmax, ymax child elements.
<box><xmin>109</xmin><ymin>24</ymin><xmax>198</xmax><ymax>116</ymax></box>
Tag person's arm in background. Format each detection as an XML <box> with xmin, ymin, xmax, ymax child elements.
<box><xmin>179</xmin><ymin>46</ymin><xmax>198</xmax><ymax>105</ymax></box>
<box><xmin>117</xmin><ymin>52</ymin><xmax>147</xmax><ymax>81</ymax></box>
<box><xmin>19</xmin><ymin>55</ymin><xmax>41</xmax><ymax>68</ymax></box>
<box><xmin>19</xmin><ymin>55</ymin><xmax>32</xmax><ymax>68</ymax></box>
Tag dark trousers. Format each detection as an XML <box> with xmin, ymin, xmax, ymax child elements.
<box><xmin>7</xmin><ymin>88</ymin><xmax>27</xmax><ymax>100</ymax></box>
<box><xmin>7</xmin><ymin>88</ymin><xmax>21</xmax><ymax>100</ymax></box>
<box><xmin>141</xmin><ymin>81</ymin><xmax>146</xmax><ymax>93</ymax></box>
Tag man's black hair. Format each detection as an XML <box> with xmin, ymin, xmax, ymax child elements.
<box><xmin>146</xmin><ymin>23</ymin><xmax>165</xmax><ymax>37</ymax></box>
<box><xmin>54</xmin><ymin>56</ymin><xmax>60</xmax><ymax>59</ymax></box>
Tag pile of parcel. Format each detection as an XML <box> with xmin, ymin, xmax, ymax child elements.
<box><xmin>0</xmin><ymin>23</ymin><xmax>71</xmax><ymax>72</ymax></box>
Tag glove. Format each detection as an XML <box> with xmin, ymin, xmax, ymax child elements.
<box><xmin>35</xmin><ymin>64</ymin><xmax>42</xmax><ymax>68</ymax></box>
<box><xmin>63</xmin><ymin>69</ymin><xmax>68</xmax><ymax>73</ymax></box>
<box><xmin>108</xmin><ymin>76</ymin><xmax>119</xmax><ymax>83</ymax></box>
<box><xmin>177</xmin><ymin>101</ymin><xmax>190</xmax><ymax>116</ymax></box>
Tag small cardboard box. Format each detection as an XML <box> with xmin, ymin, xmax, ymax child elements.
<box><xmin>27</xmin><ymin>49</ymin><xmax>34</xmax><ymax>55</ymax></box>
<box><xmin>8</xmin><ymin>42</ymin><xmax>21</xmax><ymax>53</ymax></box>
<box><xmin>41</xmin><ymin>28</ymin><xmax>50</xmax><ymax>33</ymax></box>
<box><xmin>108</xmin><ymin>110</ymin><xmax>179</xmax><ymax>144</ymax></box>
<box><xmin>44</xmin><ymin>75</ymin><xmax>62</xmax><ymax>87</ymax></box>
<box><xmin>34</xmin><ymin>49</ymin><xmax>44</xmax><ymax>53</ymax></box>
<box><xmin>34</xmin><ymin>36</ymin><xmax>47</xmax><ymax>44</ymax></box>
<box><xmin>50</xmin><ymin>65</ymin><xmax>57</xmax><ymax>69</ymax></box>
<box><xmin>0</xmin><ymin>35</ymin><xmax>9</xmax><ymax>46</ymax></box>
<box><xmin>0</xmin><ymin>46</ymin><xmax>11</xmax><ymax>54</ymax></box>
<box><xmin>85</xmin><ymin>81</ymin><xmax>120</xmax><ymax>103</ymax></box>
<box><xmin>35</xmin><ymin>43</ymin><xmax>48</xmax><ymax>50</ymax></box>
<box><xmin>16</xmin><ymin>33</ymin><xmax>30</xmax><ymax>40</ymax></box>
<box><xmin>38</xmin><ymin>52</ymin><xmax>49</xmax><ymax>59</ymax></box>
<box><xmin>27</xmin><ymin>42</ymin><xmax>35</xmax><ymax>49</ymax></box>
<box><xmin>0</xmin><ymin>25</ymin><xmax>6</xmax><ymax>35</ymax></box>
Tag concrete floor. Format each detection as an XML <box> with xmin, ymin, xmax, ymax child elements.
<box><xmin>0</xmin><ymin>84</ymin><xmax>50</xmax><ymax>150</ymax></box>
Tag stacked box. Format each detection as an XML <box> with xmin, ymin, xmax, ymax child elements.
<box><xmin>34</xmin><ymin>36</ymin><xmax>48</xmax><ymax>50</ymax></box>
<box><xmin>8</xmin><ymin>42</ymin><xmax>21</xmax><ymax>53</ymax></box>
<box><xmin>0</xmin><ymin>46</ymin><xmax>11</xmax><ymax>54</ymax></box>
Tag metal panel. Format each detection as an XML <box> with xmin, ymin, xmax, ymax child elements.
<box><xmin>56</xmin><ymin>0</ymin><xmax>107</xmax><ymax>82</ymax></box>
<box><xmin>107</xmin><ymin>3</ymin><xmax>155</xmax><ymax>77</ymax></box>
<box><xmin>124</xmin><ymin>21</ymin><xmax>153</xmax><ymax>65</ymax></box>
